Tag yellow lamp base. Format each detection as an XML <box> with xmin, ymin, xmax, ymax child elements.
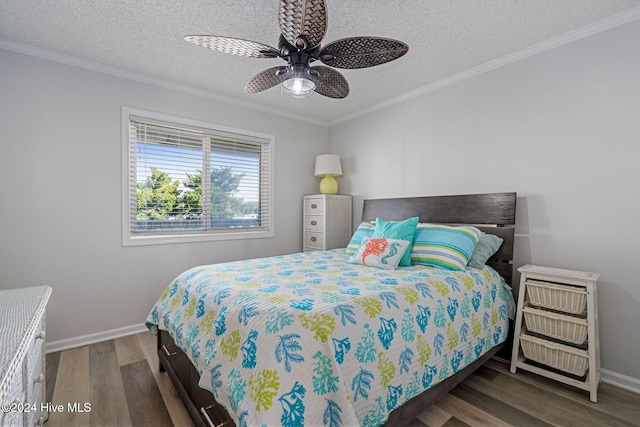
<box><xmin>319</xmin><ymin>175</ymin><xmax>338</xmax><ymax>194</ymax></box>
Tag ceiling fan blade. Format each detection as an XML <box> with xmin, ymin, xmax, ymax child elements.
<box><xmin>279</xmin><ymin>0</ymin><xmax>327</xmax><ymax>49</ymax></box>
<box><xmin>245</xmin><ymin>66</ymin><xmax>289</xmax><ymax>94</ymax></box>
<box><xmin>185</xmin><ymin>35</ymin><xmax>280</xmax><ymax>58</ymax></box>
<box><xmin>319</xmin><ymin>37</ymin><xmax>408</xmax><ymax>69</ymax></box>
<box><xmin>311</xmin><ymin>66</ymin><xmax>349</xmax><ymax>99</ymax></box>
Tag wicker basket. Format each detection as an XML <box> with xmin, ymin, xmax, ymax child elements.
<box><xmin>526</xmin><ymin>280</ymin><xmax>587</xmax><ymax>314</ymax></box>
<box><xmin>523</xmin><ymin>304</ymin><xmax>588</xmax><ymax>345</ymax></box>
<box><xmin>519</xmin><ymin>333</ymin><xmax>589</xmax><ymax>376</ymax></box>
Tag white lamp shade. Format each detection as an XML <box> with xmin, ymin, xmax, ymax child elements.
<box><xmin>314</xmin><ymin>154</ymin><xmax>343</xmax><ymax>177</ymax></box>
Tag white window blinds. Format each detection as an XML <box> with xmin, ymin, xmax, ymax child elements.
<box><xmin>123</xmin><ymin>109</ymin><xmax>273</xmax><ymax>245</ymax></box>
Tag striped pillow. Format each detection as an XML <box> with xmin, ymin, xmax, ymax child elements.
<box><xmin>410</xmin><ymin>224</ymin><xmax>481</xmax><ymax>270</ymax></box>
<box><xmin>345</xmin><ymin>222</ymin><xmax>375</xmax><ymax>255</ymax></box>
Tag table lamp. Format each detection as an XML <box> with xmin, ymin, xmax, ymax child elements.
<box><xmin>314</xmin><ymin>154</ymin><xmax>342</xmax><ymax>194</ymax></box>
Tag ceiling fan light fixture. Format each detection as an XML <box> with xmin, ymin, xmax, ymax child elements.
<box><xmin>282</xmin><ymin>63</ymin><xmax>315</xmax><ymax>98</ymax></box>
<box><xmin>283</xmin><ymin>76</ymin><xmax>315</xmax><ymax>98</ymax></box>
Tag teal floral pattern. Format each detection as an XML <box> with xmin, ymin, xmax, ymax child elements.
<box><xmin>146</xmin><ymin>249</ymin><xmax>513</xmax><ymax>427</ymax></box>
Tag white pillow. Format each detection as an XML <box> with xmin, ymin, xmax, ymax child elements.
<box><xmin>348</xmin><ymin>237</ymin><xmax>411</xmax><ymax>270</ymax></box>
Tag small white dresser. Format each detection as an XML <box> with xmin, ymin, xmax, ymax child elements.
<box><xmin>0</xmin><ymin>286</ymin><xmax>52</xmax><ymax>426</ymax></box>
<box><xmin>303</xmin><ymin>194</ymin><xmax>352</xmax><ymax>251</ymax></box>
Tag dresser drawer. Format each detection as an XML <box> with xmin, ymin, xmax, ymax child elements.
<box><xmin>26</xmin><ymin>381</ymin><xmax>45</xmax><ymax>426</ymax></box>
<box><xmin>24</xmin><ymin>313</ymin><xmax>46</xmax><ymax>425</ymax></box>
<box><xmin>304</xmin><ymin>215</ymin><xmax>323</xmax><ymax>231</ymax></box>
<box><xmin>304</xmin><ymin>232</ymin><xmax>324</xmax><ymax>249</ymax></box>
<box><xmin>26</xmin><ymin>314</ymin><xmax>46</xmax><ymax>380</ymax></box>
<box><xmin>27</xmin><ymin>314</ymin><xmax>46</xmax><ymax>367</ymax></box>
<box><xmin>304</xmin><ymin>198</ymin><xmax>323</xmax><ymax>214</ymax></box>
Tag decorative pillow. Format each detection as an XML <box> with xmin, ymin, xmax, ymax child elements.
<box><xmin>468</xmin><ymin>233</ymin><xmax>504</xmax><ymax>268</ymax></box>
<box><xmin>373</xmin><ymin>217</ymin><xmax>419</xmax><ymax>266</ymax></box>
<box><xmin>348</xmin><ymin>237</ymin><xmax>411</xmax><ymax>270</ymax></box>
<box><xmin>410</xmin><ymin>224</ymin><xmax>482</xmax><ymax>270</ymax></box>
<box><xmin>345</xmin><ymin>222</ymin><xmax>375</xmax><ymax>255</ymax></box>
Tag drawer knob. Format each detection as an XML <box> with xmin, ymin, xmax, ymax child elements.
<box><xmin>35</xmin><ymin>330</ymin><xmax>46</xmax><ymax>340</ymax></box>
<box><xmin>35</xmin><ymin>373</ymin><xmax>45</xmax><ymax>384</ymax></box>
<box><xmin>311</xmin><ymin>204</ymin><xmax>317</xmax><ymax>209</ymax></box>
<box><xmin>310</xmin><ymin>237</ymin><xmax>317</xmax><ymax>242</ymax></box>
<box><xmin>310</xmin><ymin>220</ymin><xmax>317</xmax><ymax>226</ymax></box>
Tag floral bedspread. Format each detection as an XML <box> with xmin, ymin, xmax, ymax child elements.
<box><xmin>146</xmin><ymin>249</ymin><xmax>514</xmax><ymax>427</ymax></box>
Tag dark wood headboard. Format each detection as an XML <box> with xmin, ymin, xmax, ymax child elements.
<box><xmin>361</xmin><ymin>192</ymin><xmax>517</xmax><ymax>287</ymax></box>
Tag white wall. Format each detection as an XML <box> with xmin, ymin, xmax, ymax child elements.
<box><xmin>0</xmin><ymin>49</ymin><xmax>328</xmax><ymax>344</ymax></box>
<box><xmin>329</xmin><ymin>20</ymin><xmax>640</xmax><ymax>380</ymax></box>
<box><xmin>1</xmin><ymin>17</ymin><xmax>638</xmax><ymax>384</ymax></box>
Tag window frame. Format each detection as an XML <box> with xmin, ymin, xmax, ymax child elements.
<box><xmin>121</xmin><ymin>106</ymin><xmax>274</xmax><ymax>246</ymax></box>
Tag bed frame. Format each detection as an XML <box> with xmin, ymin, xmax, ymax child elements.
<box><xmin>157</xmin><ymin>192</ymin><xmax>517</xmax><ymax>427</ymax></box>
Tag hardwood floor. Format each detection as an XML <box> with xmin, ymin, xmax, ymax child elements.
<box><xmin>45</xmin><ymin>332</ymin><xmax>640</xmax><ymax>427</ymax></box>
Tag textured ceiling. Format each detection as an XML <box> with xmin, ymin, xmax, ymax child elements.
<box><xmin>1</xmin><ymin>0</ymin><xmax>639</xmax><ymax>124</ymax></box>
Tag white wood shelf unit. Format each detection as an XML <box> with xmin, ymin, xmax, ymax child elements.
<box><xmin>510</xmin><ymin>265</ymin><xmax>601</xmax><ymax>402</ymax></box>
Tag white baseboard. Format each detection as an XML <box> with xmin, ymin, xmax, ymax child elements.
<box><xmin>46</xmin><ymin>325</ymin><xmax>640</xmax><ymax>397</ymax></box>
<box><xmin>46</xmin><ymin>323</ymin><xmax>148</xmax><ymax>353</ymax></box>
<box><xmin>601</xmin><ymin>368</ymin><xmax>640</xmax><ymax>395</ymax></box>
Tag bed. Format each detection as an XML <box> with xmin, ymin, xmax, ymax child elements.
<box><xmin>146</xmin><ymin>192</ymin><xmax>517</xmax><ymax>427</ymax></box>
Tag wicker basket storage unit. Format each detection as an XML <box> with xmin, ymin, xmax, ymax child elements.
<box><xmin>522</xmin><ymin>303</ymin><xmax>588</xmax><ymax>345</ymax></box>
<box><xmin>525</xmin><ymin>279</ymin><xmax>587</xmax><ymax>314</ymax></box>
<box><xmin>519</xmin><ymin>333</ymin><xmax>589</xmax><ymax>377</ymax></box>
<box><xmin>512</xmin><ymin>265</ymin><xmax>600</xmax><ymax>402</ymax></box>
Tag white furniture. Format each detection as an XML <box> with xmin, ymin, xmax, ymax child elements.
<box><xmin>510</xmin><ymin>265</ymin><xmax>600</xmax><ymax>402</ymax></box>
<box><xmin>0</xmin><ymin>286</ymin><xmax>52</xmax><ymax>426</ymax></box>
<box><xmin>303</xmin><ymin>194</ymin><xmax>352</xmax><ymax>251</ymax></box>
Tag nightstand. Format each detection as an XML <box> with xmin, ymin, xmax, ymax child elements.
<box><xmin>510</xmin><ymin>265</ymin><xmax>600</xmax><ymax>402</ymax></box>
<box><xmin>303</xmin><ymin>194</ymin><xmax>352</xmax><ymax>251</ymax></box>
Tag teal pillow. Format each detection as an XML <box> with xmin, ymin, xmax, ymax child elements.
<box><xmin>468</xmin><ymin>233</ymin><xmax>504</xmax><ymax>268</ymax></box>
<box><xmin>410</xmin><ymin>224</ymin><xmax>481</xmax><ymax>270</ymax></box>
<box><xmin>345</xmin><ymin>222</ymin><xmax>375</xmax><ymax>255</ymax></box>
<box><xmin>373</xmin><ymin>217</ymin><xmax>419</xmax><ymax>266</ymax></box>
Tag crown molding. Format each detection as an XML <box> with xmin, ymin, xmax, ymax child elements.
<box><xmin>0</xmin><ymin>38</ymin><xmax>330</xmax><ymax>127</ymax></box>
<box><xmin>329</xmin><ymin>5</ymin><xmax>640</xmax><ymax>126</ymax></box>
<box><xmin>3</xmin><ymin>4</ymin><xmax>639</xmax><ymax>129</ymax></box>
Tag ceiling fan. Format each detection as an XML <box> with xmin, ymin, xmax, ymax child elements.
<box><xmin>185</xmin><ymin>0</ymin><xmax>409</xmax><ymax>99</ymax></box>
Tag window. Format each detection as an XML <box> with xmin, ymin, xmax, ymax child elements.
<box><xmin>122</xmin><ymin>107</ymin><xmax>274</xmax><ymax>246</ymax></box>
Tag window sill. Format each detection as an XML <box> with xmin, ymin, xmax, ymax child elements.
<box><xmin>122</xmin><ymin>228</ymin><xmax>274</xmax><ymax>246</ymax></box>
